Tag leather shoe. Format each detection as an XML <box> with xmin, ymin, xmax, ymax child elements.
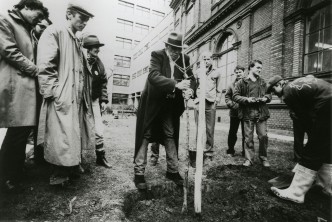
<box><xmin>96</xmin><ymin>150</ymin><xmax>111</xmax><ymax>168</ymax></box>
<box><xmin>166</xmin><ymin>172</ymin><xmax>184</xmax><ymax>186</ymax></box>
<box><xmin>134</xmin><ymin>175</ymin><xmax>147</xmax><ymax>190</ymax></box>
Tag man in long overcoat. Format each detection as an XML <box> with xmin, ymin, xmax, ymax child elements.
<box><xmin>0</xmin><ymin>0</ymin><xmax>47</xmax><ymax>190</ymax></box>
<box><xmin>134</xmin><ymin>32</ymin><xmax>196</xmax><ymax>189</ymax></box>
<box><xmin>37</xmin><ymin>3</ymin><xmax>95</xmax><ymax>185</ymax></box>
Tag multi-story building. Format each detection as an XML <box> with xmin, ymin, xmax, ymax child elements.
<box><xmin>130</xmin><ymin>11</ymin><xmax>175</xmax><ymax>108</ymax></box>
<box><xmin>169</xmin><ymin>0</ymin><xmax>331</xmax><ymax>130</ymax></box>
<box><xmin>109</xmin><ymin>0</ymin><xmax>172</xmax><ymax>107</ymax></box>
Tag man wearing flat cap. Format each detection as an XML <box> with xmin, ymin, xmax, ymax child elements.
<box><xmin>37</xmin><ymin>2</ymin><xmax>95</xmax><ymax>185</ymax></box>
<box><xmin>267</xmin><ymin>75</ymin><xmax>332</xmax><ymax>203</ymax></box>
<box><xmin>134</xmin><ymin>32</ymin><xmax>196</xmax><ymax>189</ymax></box>
<box><xmin>83</xmin><ymin>34</ymin><xmax>111</xmax><ymax>168</ymax></box>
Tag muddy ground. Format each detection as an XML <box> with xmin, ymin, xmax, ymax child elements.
<box><xmin>0</xmin><ymin>114</ymin><xmax>331</xmax><ymax>221</ymax></box>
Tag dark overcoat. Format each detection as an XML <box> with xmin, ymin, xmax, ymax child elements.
<box><xmin>134</xmin><ymin>49</ymin><xmax>195</xmax><ymax>158</ymax></box>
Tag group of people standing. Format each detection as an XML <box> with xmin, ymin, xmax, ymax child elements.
<box><xmin>134</xmin><ymin>31</ymin><xmax>331</xmax><ymax>205</ymax></box>
<box><xmin>0</xmin><ymin>0</ymin><xmax>330</xmax><ymax>207</ymax></box>
<box><xmin>0</xmin><ymin>0</ymin><xmax>110</xmax><ymax>190</ymax></box>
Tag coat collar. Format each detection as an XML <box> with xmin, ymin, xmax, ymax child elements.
<box><xmin>8</xmin><ymin>9</ymin><xmax>32</xmax><ymax>31</ymax></box>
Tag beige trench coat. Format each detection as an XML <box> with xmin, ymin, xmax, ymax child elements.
<box><xmin>37</xmin><ymin>24</ymin><xmax>95</xmax><ymax>167</ymax></box>
<box><xmin>0</xmin><ymin>10</ymin><xmax>38</xmax><ymax>127</ymax></box>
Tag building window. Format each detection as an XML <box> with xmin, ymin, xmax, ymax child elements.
<box><xmin>116</xmin><ymin>37</ymin><xmax>132</xmax><ymax>49</ymax></box>
<box><xmin>114</xmin><ymin>55</ymin><xmax>131</xmax><ymax>68</ymax></box>
<box><xmin>112</xmin><ymin>93</ymin><xmax>128</xmax><ymax>104</ymax></box>
<box><xmin>304</xmin><ymin>3</ymin><xmax>331</xmax><ymax>75</ymax></box>
<box><xmin>136</xmin><ymin>5</ymin><xmax>150</xmax><ymax>17</ymax></box>
<box><xmin>152</xmin><ymin>10</ymin><xmax>165</xmax><ymax>23</ymax></box>
<box><xmin>216</xmin><ymin>33</ymin><xmax>237</xmax><ymax>104</ymax></box>
<box><xmin>133</xmin><ymin>40</ymin><xmax>140</xmax><ymax>48</ymax></box>
<box><xmin>113</xmin><ymin>74</ymin><xmax>130</xmax><ymax>86</ymax></box>
<box><xmin>134</xmin><ymin>23</ymin><xmax>149</xmax><ymax>35</ymax></box>
<box><xmin>117</xmin><ymin>18</ymin><xmax>133</xmax><ymax>32</ymax></box>
<box><xmin>118</xmin><ymin>0</ymin><xmax>134</xmax><ymax>14</ymax></box>
<box><xmin>185</xmin><ymin>1</ymin><xmax>194</xmax><ymax>32</ymax></box>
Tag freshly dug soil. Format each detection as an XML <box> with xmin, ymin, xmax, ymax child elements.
<box><xmin>124</xmin><ymin>164</ymin><xmax>331</xmax><ymax>222</ymax></box>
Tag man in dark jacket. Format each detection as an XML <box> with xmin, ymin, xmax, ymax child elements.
<box><xmin>225</xmin><ymin>65</ymin><xmax>245</xmax><ymax>157</ymax></box>
<box><xmin>134</xmin><ymin>32</ymin><xmax>196</xmax><ymax>189</ymax></box>
<box><xmin>83</xmin><ymin>35</ymin><xmax>111</xmax><ymax>168</ymax></box>
<box><xmin>233</xmin><ymin>60</ymin><xmax>272</xmax><ymax>167</ymax></box>
<box><xmin>267</xmin><ymin>75</ymin><xmax>332</xmax><ymax>203</ymax></box>
<box><xmin>0</xmin><ymin>0</ymin><xmax>48</xmax><ymax>190</ymax></box>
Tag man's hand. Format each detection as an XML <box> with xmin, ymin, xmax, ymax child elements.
<box><xmin>247</xmin><ymin>97</ymin><xmax>256</xmax><ymax>103</ymax></box>
<box><xmin>175</xmin><ymin>79</ymin><xmax>190</xmax><ymax>90</ymax></box>
<box><xmin>100</xmin><ymin>102</ymin><xmax>107</xmax><ymax>112</ymax></box>
<box><xmin>182</xmin><ymin>89</ymin><xmax>193</xmax><ymax>100</ymax></box>
<box><xmin>259</xmin><ymin>97</ymin><xmax>268</xmax><ymax>103</ymax></box>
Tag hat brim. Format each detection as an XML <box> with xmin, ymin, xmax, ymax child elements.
<box><xmin>164</xmin><ymin>41</ymin><xmax>184</xmax><ymax>48</ymax></box>
<box><xmin>83</xmin><ymin>43</ymin><xmax>105</xmax><ymax>48</ymax></box>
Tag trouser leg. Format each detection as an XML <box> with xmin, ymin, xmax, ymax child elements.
<box><xmin>205</xmin><ymin>101</ymin><xmax>216</xmax><ymax>157</ymax></box>
<box><xmin>134</xmin><ymin>138</ymin><xmax>149</xmax><ymax>175</ymax></box>
<box><xmin>292</xmin><ymin>118</ymin><xmax>305</xmax><ymax>161</ymax></box>
<box><xmin>0</xmin><ymin>127</ymin><xmax>32</xmax><ymax>183</ymax></box>
<box><xmin>161</xmin><ymin>106</ymin><xmax>179</xmax><ymax>173</ymax></box>
<box><xmin>243</xmin><ymin>120</ymin><xmax>255</xmax><ymax>162</ymax></box>
<box><xmin>256</xmin><ymin>120</ymin><xmax>268</xmax><ymax>161</ymax></box>
<box><xmin>299</xmin><ymin>105</ymin><xmax>331</xmax><ymax>171</ymax></box>
<box><xmin>227</xmin><ymin>117</ymin><xmax>241</xmax><ymax>153</ymax></box>
<box><xmin>92</xmin><ymin>99</ymin><xmax>104</xmax><ymax>147</ymax></box>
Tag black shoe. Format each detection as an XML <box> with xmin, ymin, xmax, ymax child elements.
<box><xmin>96</xmin><ymin>150</ymin><xmax>111</xmax><ymax>168</ymax></box>
<box><xmin>134</xmin><ymin>175</ymin><xmax>147</xmax><ymax>190</ymax></box>
<box><xmin>166</xmin><ymin>172</ymin><xmax>184</xmax><ymax>186</ymax></box>
<box><xmin>226</xmin><ymin>149</ymin><xmax>235</xmax><ymax>157</ymax></box>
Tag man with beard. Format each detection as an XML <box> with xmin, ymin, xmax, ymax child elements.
<box><xmin>134</xmin><ymin>32</ymin><xmax>196</xmax><ymax>189</ymax></box>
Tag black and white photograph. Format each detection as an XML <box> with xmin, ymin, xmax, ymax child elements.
<box><xmin>0</xmin><ymin>0</ymin><xmax>331</xmax><ymax>221</ymax></box>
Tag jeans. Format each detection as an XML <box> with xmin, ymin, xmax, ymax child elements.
<box><xmin>92</xmin><ymin>99</ymin><xmax>104</xmax><ymax>146</ymax></box>
<box><xmin>134</xmin><ymin>105</ymin><xmax>179</xmax><ymax>175</ymax></box>
<box><xmin>243</xmin><ymin>119</ymin><xmax>268</xmax><ymax>162</ymax></box>
<box><xmin>227</xmin><ymin>117</ymin><xmax>244</xmax><ymax>154</ymax></box>
<box><xmin>193</xmin><ymin>100</ymin><xmax>216</xmax><ymax>156</ymax></box>
<box><xmin>0</xmin><ymin>127</ymin><xmax>32</xmax><ymax>183</ymax></box>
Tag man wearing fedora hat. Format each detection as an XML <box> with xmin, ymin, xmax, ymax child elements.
<box><xmin>134</xmin><ymin>32</ymin><xmax>196</xmax><ymax>189</ymax></box>
<box><xmin>37</xmin><ymin>2</ymin><xmax>95</xmax><ymax>185</ymax></box>
<box><xmin>83</xmin><ymin>34</ymin><xmax>111</xmax><ymax>168</ymax></box>
<box><xmin>267</xmin><ymin>75</ymin><xmax>332</xmax><ymax>203</ymax></box>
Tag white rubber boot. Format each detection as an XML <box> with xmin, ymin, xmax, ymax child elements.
<box><xmin>315</xmin><ymin>164</ymin><xmax>332</xmax><ymax>196</ymax></box>
<box><xmin>271</xmin><ymin>164</ymin><xmax>317</xmax><ymax>203</ymax></box>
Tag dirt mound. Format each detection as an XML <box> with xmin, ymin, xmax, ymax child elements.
<box><xmin>123</xmin><ymin>164</ymin><xmax>331</xmax><ymax>222</ymax></box>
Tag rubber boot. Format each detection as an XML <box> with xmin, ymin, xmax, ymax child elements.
<box><xmin>315</xmin><ymin>164</ymin><xmax>332</xmax><ymax>196</ymax></box>
<box><xmin>271</xmin><ymin>164</ymin><xmax>317</xmax><ymax>203</ymax></box>
<box><xmin>96</xmin><ymin>144</ymin><xmax>111</xmax><ymax>168</ymax></box>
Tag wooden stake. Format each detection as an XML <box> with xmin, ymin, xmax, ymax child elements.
<box><xmin>195</xmin><ymin>60</ymin><xmax>206</xmax><ymax>214</ymax></box>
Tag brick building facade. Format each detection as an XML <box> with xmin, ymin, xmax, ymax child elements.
<box><xmin>170</xmin><ymin>0</ymin><xmax>331</xmax><ymax>132</ymax></box>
